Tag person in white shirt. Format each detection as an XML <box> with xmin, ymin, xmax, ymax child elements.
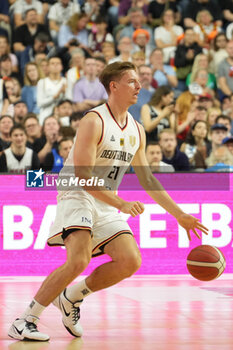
<box><xmin>66</xmin><ymin>48</ymin><xmax>85</xmax><ymax>100</ymax></box>
<box><xmin>0</xmin><ymin>124</ymin><xmax>40</xmax><ymax>173</ymax></box>
<box><xmin>48</xmin><ymin>0</ymin><xmax>80</xmax><ymax>43</ymax></box>
<box><xmin>37</xmin><ymin>56</ymin><xmax>67</xmax><ymax>125</ymax></box>
<box><xmin>154</xmin><ymin>9</ymin><xmax>183</xmax><ymax>64</ymax></box>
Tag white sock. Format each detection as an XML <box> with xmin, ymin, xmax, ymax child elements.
<box><xmin>66</xmin><ymin>279</ymin><xmax>92</xmax><ymax>302</ymax></box>
<box><xmin>20</xmin><ymin>299</ymin><xmax>46</xmax><ymax>319</ymax></box>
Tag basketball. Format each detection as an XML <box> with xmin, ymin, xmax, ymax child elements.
<box><xmin>187</xmin><ymin>245</ymin><xmax>226</xmax><ymax>281</ymax></box>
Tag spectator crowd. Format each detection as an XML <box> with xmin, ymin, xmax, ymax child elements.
<box><xmin>0</xmin><ymin>0</ymin><xmax>233</xmax><ymax>174</ymax></box>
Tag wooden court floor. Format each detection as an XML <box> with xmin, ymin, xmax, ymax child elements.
<box><xmin>1</xmin><ymin>275</ymin><xmax>233</xmax><ymax>350</ymax></box>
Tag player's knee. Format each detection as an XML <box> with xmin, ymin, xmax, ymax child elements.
<box><xmin>120</xmin><ymin>252</ymin><xmax>142</xmax><ymax>277</ymax></box>
<box><xmin>66</xmin><ymin>255</ymin><xmax>90</xmax><ymax>277</ymax></box>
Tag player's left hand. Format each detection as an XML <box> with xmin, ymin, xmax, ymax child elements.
<box><xmin>177</xmin><ymin>213</ymin><xmax>209</xmax><ymax>241</ymax></box>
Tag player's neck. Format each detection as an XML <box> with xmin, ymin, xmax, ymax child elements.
<box><xmin>107</xmin><ymin>99</ymin><xmax>128</xmax><ymax>126</ymax></box>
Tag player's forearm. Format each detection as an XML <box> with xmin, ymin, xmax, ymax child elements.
<box><xmin>142</xmin><ymin>174</ymin><xmax>184</xmax><ymax>219</ymax></box>
<box><xmin>86</xmin><ymin>188</ymin><xmax>125</xmax><ymax>210</ymax></box>
<box><xmin>74</xmin><ymin>168</ymin><xmax>125</xmax><ymax>210</ymax></box>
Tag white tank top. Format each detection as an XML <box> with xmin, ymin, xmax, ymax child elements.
<box><xmin>5</xmin><ymin>147</ymin><xmax>33</xmax><ymax>173</ymax></box>
<box><xmin>58</xmin><ymin>103</ymin><xmax>141</xmax><ymax>198</ymax></box>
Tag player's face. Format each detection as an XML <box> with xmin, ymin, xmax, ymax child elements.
<box><xmin>114</xmin><ymin>69</ymin><xmax>141</xmax><ymax>105</ymax></box>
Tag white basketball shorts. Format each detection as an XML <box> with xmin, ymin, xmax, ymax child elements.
<box><xmin>47</xmin><ymin>192</ymin><xmax>132</xmax><ymax>256</ymax></box>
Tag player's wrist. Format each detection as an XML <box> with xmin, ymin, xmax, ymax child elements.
<box><xmin>116</xmin><ymin>198</ymin><xmax>127</xmax><ymax>212</ymax></box>
<box><xmin>174</xmin><ymin>210</ymin><xmax>186</xmax><ymax>220</ymax></box>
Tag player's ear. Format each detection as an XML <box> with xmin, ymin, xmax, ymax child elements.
<box><xmin>109</xmin><ymin>81</ymin><xmax>117</xmax><ymax>91</ymax></box>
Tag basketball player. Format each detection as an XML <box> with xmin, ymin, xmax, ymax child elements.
<box><xmin>9</xmin><ymin>62</ymin><xmax>208</xmax><ymax>341</ymax></box>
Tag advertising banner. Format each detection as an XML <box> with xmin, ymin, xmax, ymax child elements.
<box><xmin>0</xmin><ymin>174</ymin><xmax>232</xmax><ymax>275</ymax></box>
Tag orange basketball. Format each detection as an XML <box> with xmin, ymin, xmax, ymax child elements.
<box><xmin>187</xmin><ymin>245</ymin><xmax>226</xmax><ymax>281</ymax></box>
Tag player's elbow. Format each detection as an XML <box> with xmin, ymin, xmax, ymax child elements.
<box><xmin>74</xmin><ymin>167</ymin><xmax>92</xmax><ymax>181</ymax></box>
<box><xmin>139</xmin><ymin>173</ymin><xmax>155</xmax><ymax>189</ymax></box>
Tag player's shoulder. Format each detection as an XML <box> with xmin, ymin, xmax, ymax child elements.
<box><xmin>80</xmin><ymin>107</ymin><xmax>105</xmax><ymax>129</ymax></box>
<box><xmin>84</xmin><ymin>104</ymin><xmax>107</xmax><ymax>121</ymax></box>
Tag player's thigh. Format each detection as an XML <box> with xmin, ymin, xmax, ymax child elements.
<box><xmin>104</xmin><ymin>233</ymin><xmax>141</xmax><ymax>267</ymax></box>
<box><xmin>64</xmin><ymin>229</ymin><xmax>92</xmax><ymax>268</ymax></box>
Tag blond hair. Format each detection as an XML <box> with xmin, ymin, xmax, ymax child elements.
<box><xmin>67</xmin><ymin>13</ymin><xmax>88</xmax><ymax>34</ymax></box>
<box><xmin>158</xmin><ymin>128</ymin><xmax>176</xmax><ymax>140</ymax></box>
<box><xmin>131</xmin><ymin>51</ymin><xmax>146</xmax><ymax>59</ymax></box>
<box><xmin>206</xmin><ymin>146</ymin><xmax>233</xmax><ymax>166</ymax></box>
<box><xmin>207</xmin><ymin>107</ymin><xmax>221</xmax><ymax>125</ymax></box>
<box><xmin>192</xmin><ymin>68</ymin><xmax>209</xmax><ymax>84</ymax></box>
<box><xmin>190</xmin><ymin>53</ymin><xmax>210</xmax><ymax>83</ymax></box>
<box><xmin>196</xmin><ymin>10</ymin><xmax>213</xmax><ymax>24</ymax></box>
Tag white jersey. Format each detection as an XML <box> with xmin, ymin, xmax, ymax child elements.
<box><xmin>57</xmin><ymin>103</ymin><xmax>141</xmax><ymax>200</ymax></box>
<box><xmin>4</xmin><ymin>147</ymin><xmax>33</xmax><ymax>173</ymax></box>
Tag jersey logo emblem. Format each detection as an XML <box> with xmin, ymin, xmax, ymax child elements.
<box><xmin>110</xmin><ymin>135</ymin><xmax>115</xmax><ymax>142</ymax></box>
<box><xmin>129</xmin><ymin>136</ymin><xmax>136</xmax><ymax>147</ymax></box>
<box><xmin>120</xmin><ymin>138</ymin><xmax>124</xmax><ymax>146</ymax></box>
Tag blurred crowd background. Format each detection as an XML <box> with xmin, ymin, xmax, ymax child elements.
<box><xmin>0</xmin><ymin>0</ymin><xmax>233</xmax><ymax>174</ymax></box>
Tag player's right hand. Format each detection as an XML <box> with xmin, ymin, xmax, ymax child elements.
<box><xmin>120</xmin><ymin>201</ymin><xmax>145</xmax><ymax>217</ymax></box>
